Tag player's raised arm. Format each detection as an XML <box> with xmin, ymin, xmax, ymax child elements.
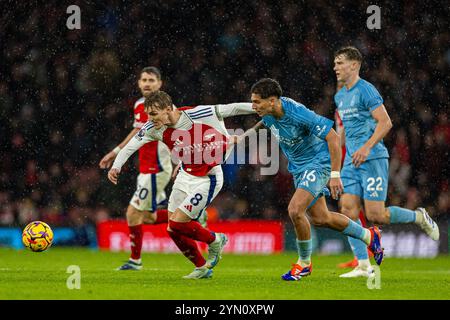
<box><xmin>214</xmin><ymin>102</ymin><xmax>255</xmax><ymax>119</ymax></box>
<box><xmin>108</xmin><ymin>123</ymin><xmax>156</xmax><ymax>184</ymax></box>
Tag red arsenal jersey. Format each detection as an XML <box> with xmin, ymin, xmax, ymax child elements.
<box><xmin>133</xmin><ymin>97</ymin><xmax>165</xmax><ymax>174</ymax></box>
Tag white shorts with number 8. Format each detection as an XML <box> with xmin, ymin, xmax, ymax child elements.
<box><xmin>168</xmin><ymin>166</ymin><xmax>224</xmax><ymax>220</ymax></box>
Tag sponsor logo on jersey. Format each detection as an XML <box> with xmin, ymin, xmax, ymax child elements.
<box><xmin>338</xmin><ymin>107</ymin><xmax>359</xmax><ymax>120</ymax></box>
<box><xmin>184</xmin><ymin>204</ymin><xmax>193</xmax><ymax>212</ymax></box>
<box><xmin>270</xmin><ymin>125</ymin><xmax>304</xmax><ymax>146</ymax></box>
<box><xmin>204</xmin><ymin>133</ymin><xmax>216</xmax><ymax>140</ymax></box>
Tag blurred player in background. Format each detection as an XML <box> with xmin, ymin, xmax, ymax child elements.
<box><xmin>333</xmin><ymin>46</ymin><xmax>440</xmax><ymax>278</ymax></box>
<box><xmin>108</xmin><ymin>90</ymin><xmax>255</xmax><ymax>279</ymax></box>
<box><xmin>99</xmin><ymin>67</ymin><xmax>172</xmax><ymax>271</ymax></box>
<box><xmin>250</xmin><ymin>78</ymin><xmax>383</xmax><ymax>281</ymax></box>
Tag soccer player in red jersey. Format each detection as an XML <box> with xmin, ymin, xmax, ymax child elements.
<box><xmin>99</xmin><ymin>67</ymin><xmax>172</xmax><ymax>270</ymax></box>
<box><xmin>108</xmin><ymin>90</ymin><xmax>255</xmax><ymax>279</ymax></box>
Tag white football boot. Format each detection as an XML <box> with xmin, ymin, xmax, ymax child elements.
<box><xmin>415</xmin><ymin>207</ymin><xmax>440</xmax><ymax>241</ymax></box>
<box><xmin>206</xmin><ymin>233</ymin><xmax>228</xmax><ymax>269</ymax></box>
<box><xmin>182</xmin><ymin>266</ymin><xmax>213</xmax><ymax>279</ymax></box>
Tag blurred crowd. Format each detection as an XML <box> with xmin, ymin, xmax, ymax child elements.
<box><xmin>0</xmin><ymin>1</ymin><xmax>449</xmax><ymax>229</ymax></box>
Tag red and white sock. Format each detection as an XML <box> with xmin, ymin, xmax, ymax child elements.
<box><xmin>168</xmin><ymin>230</ymin><xmax>206</xmax><ymax>267</ymax></box>
<box><xmin>129</xmin><ymin>224</ymin><xmax>143</xmax><ymax>262</ymax></box>
<box><xmin>169</xmin><ymin>220</ymin><xmax>216</xmax><ymax>244</ymax></box>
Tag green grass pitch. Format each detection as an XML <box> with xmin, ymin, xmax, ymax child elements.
<box><xmin>0</xmin><ymin>247</ymin><xmax>449</xmax><ymax>300</ymax></box>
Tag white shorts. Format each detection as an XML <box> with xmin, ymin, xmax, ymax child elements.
<box><xmin>129</xmin><ymin>171</ymin><xmax>171</xmax><ymax>212</ymax></box>
<box><xmin>168</xmin><ymin>166</ymin><xmax>224</xmax><ymax>219</ymax></box>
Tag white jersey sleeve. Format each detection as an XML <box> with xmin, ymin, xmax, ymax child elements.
<box><xmin>112</xmin><ymin>122</ymin><xmax>161</xmax><ymax>171</ymax></box>
<box><xmin>214</xmin><ymin>103</ymin><xmax>255</xmax><ymax>120</ymax></box>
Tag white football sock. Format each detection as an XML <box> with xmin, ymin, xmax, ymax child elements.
<box><xmin>362</xmin><ymin>229</ymin><xmax>371</xmax><ymax>245</ymax></box>
<box><xmin>358</xmin><ymin>259</ymin><xmax>371</xmax><ymax>269</ymax></box>
<box><xmin>414</xmin><ymin>210</ymin><xmax>423</xmax><ymax>225</ymax></box>
<box><xmin>129</xmin><ymin>258</ymin><xmax>141</xmax><ymax>264</ymax></box>
<box><xmin>296</xmin><ymin>259</ymin><xmax>311</xmax><ymax>267</ymax></box>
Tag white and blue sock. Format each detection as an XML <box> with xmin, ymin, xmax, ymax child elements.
<box><xmin>342</xmin><ymin>218</ymin><xmax>371</xmax><ymax>245</ymax></box>
<box><xmin>296</xmin><ymin>239</ymin><xmax>312</xmax><ymax>267</ymax></box>
<box><xmin>345</xmin><ymin>219</ymin><xmax>369</xmax><ymax>261</ymax></box>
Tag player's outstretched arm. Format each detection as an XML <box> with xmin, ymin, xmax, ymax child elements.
<box><xmin>352</xmin><ymin>104</ymin><xmax>392</xmax><ymax>167</ymax></box>
<box><xmin>228</xmin><ymin>120</ymin><xmax>264</xmax><ymax>147</ymax></box>
<box><xmin>99</xmin><ymin>128</ymin><xmax>140</xmax><ymax>169</ymax></box>
<box><xmin>107</xmin><ymin>127</ymin><xmax>154</xmax><ymax>184</ymax></box>
<box><xmin>215</xmin><ymin>102</ymin><xmax>256</xmax><ymax>119</ymax></box>
<box><xmin>325</xmin><ymin>128</ymin><xmax>344</xmax><ymax>200</ymax></box>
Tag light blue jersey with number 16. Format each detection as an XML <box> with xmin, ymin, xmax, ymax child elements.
<box><xmin>262</xmin><ymin>97</ymin><xmax>334</xmax><ymax>202</ymax></box>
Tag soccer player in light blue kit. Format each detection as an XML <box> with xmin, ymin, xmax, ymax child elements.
<box><xmin>250</xmin><ymin>78</ymin><xmax>383</xmax><ymax>281</ymax></box>
<box><xmin>333</xmin><ymin>46</ymin><xmax>440</xmax><ymax>278</ymax></box>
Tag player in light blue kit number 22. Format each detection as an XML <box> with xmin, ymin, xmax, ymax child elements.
<box><xmin>333</xmin><ymin>46</ymin><xmax>440</xmax><ymax>278</ymax></box>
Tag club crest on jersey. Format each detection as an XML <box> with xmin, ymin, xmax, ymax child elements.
<box><xmin>314</xmin><ymin>125</ymin><xmax>327</xmax><ymax>136</ymax></box>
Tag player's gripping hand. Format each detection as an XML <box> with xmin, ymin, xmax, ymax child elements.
<box><xmin>226</xmin><ymin>122</ymin><xmax>262</xmax><ymax>151</ymax></box>
<box><xmin>99</xmin><ymin>151</ymin><xmax>117</xmax><ymax>169</ymax></box>
<box><xmin>108</xmin><ymin>168</ymin><xmax>120</xmax><ymax>185</ymax></box>
<box><xmin>329</xmin><ymin>177</ymin><xmax>344</xmax><ymax>200</ymax></box>
<box><xmin>352</xmin><ymin>145</ymin><xmax>371</xmax><ymax>167</ymax></box>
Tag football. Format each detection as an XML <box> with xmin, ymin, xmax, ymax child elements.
<box><xmin>22</xmin><ymin>221</ymin><xmax>54</xmax><ymax>252</ymax></box>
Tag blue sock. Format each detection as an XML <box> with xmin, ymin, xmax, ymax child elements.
<box><xmin>343</xmin><ymin>219</ymin><xmax>369</xmax><ymax>260</ymax></box>
<box><xmin>296</xmin><ymin>239</ymin><xmax>312</xmax><ymax>263</ymax></box>
<box><xmin>342</xmin><ymin>218</ymin><xmax>366</xmax><ymax>240</ymax></box>
<box><xmin>388</xmin><ymin>206</ymin><xmax>416</xmax><ymax>224</ymax></box>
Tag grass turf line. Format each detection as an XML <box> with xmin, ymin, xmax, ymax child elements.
<box><xmin>0</xmin><ymin>247</ymin><xmax>449</xmax><ymax>300</ymax></box>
